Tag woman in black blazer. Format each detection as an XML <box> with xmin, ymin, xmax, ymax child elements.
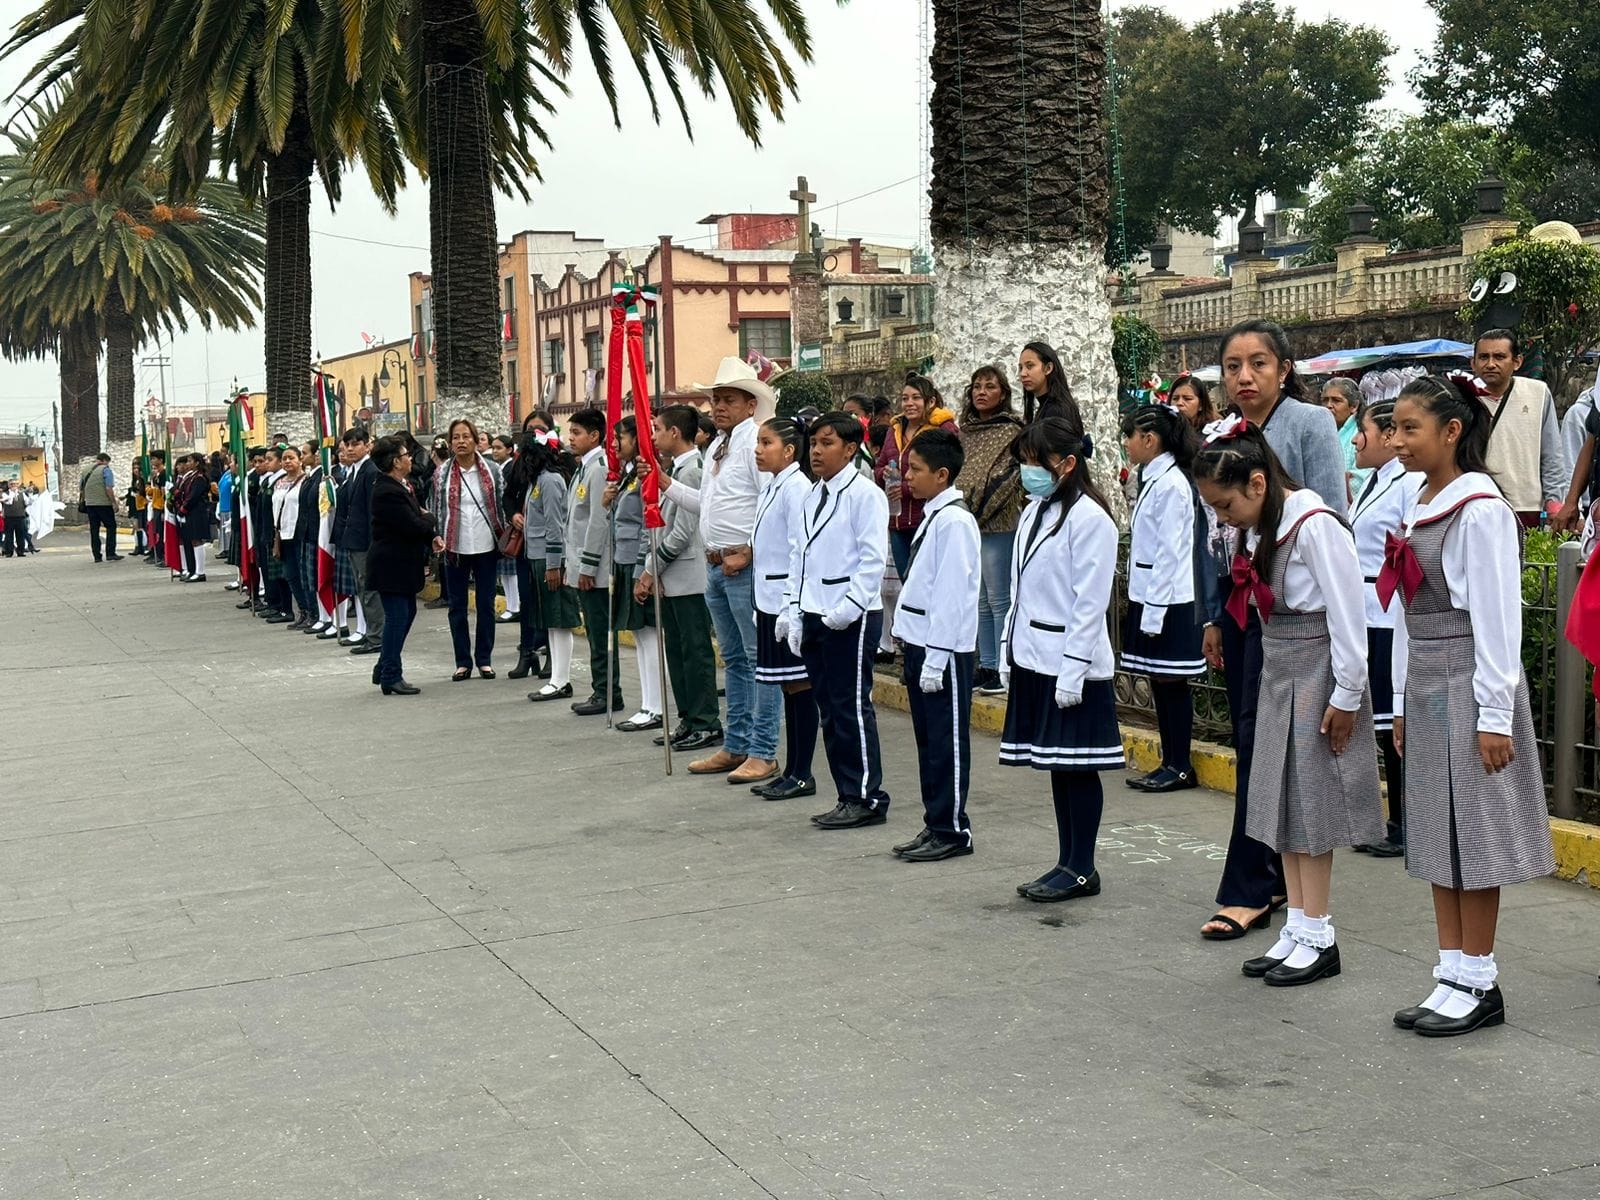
<box><xmin>368</xmin><ymin>436</ymin><xmax>436</xmax><ymax>695</ymax></box>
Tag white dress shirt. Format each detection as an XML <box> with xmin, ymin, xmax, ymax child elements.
<box><xmin>1127</xmin><ymin>453</ymin><xmax>1196</xmax><ymax>634</ymax></box>
<box><xmin>664</xmin><ymin>417</ymin><xmax>761</xmax><ymax>551</ymax></box>
<box><xmin>892</xmin><ymin>487</ymin><xmax>981</xmax><ymax>671</ymax></box>
<box><xmin>751</xmin><ymin>463</ymin><xmax>811</xmax><ymax>614</ymax></box>
<box><xmin>1390</xmin><ymin>473</ymin><xmax>1522</xmax><ymax>736</ymax></box>
<box><xmin>273</xmin><ymin>475</ymin><xmax>302</xmax><ymax>539</ymax></box>
<box><xmin>1002</xmin><ymin>494</ymin><xmax>1118</xmax><ymax>692</ymax></box>
<box><xmin>786</xmin><ymin>465</ymin><xmax>889</xmax><ymax>620</ymax></box>
<box><xmin>442</xmin><ymin>460</ymin><xmax>496</xmax><ymax>554</ymax></box>
<box><xmin>1349</xmin><ymin>457</ymin><xmax>1424</xmax><ymax>631</ymax></box>
<box><xmin>1242</xmin><ymin>488</ymin><xmax>1368</xmax><ymax>712</ymax></box>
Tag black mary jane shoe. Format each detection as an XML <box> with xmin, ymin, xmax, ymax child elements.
<box><xmin>1393</xmin><ymin>995</ymin><xmax>1442</xmax><ymax>1030</ymax></box>
<box><xmin>758</xmin><ymin>776</ymin><xmax>816</xmax><ymax>802</ymax></box>
<box><xmin>615</xmin><ymin>712</ymin><xmax>664</xmax><ymax>733</ymax></box>
<box><xmin>528</xmin><ymin>682</ymin><xmax>573</xmax><ymax>702</ymax></box>
<box><xmin>1242</xmin><ymin>950</ymin><xmax>1291</xmax><ymax>978</ymax></box>
<box><xmin>1016</xmin><ymin>869</ymin><xmax>1060</xmax><ymax>897</ymax></box>
<box><xmin>1021</xmin><ymin>870</ymin><xmax>1101</xmax><ymax>903</ymax></box>
<box><xmin>899</xmin><ymin>838</ymin><xmax>973</xmax><ymax>863</ymax></box>
<box><xmin>894</xmin><ymin>828</ymin><xmax>934</xmax><ymax>856</ymax></box>
<box><xmin>507</xmin><ymin>652</ymin><xmax>536</xmax><ymax>680</ymax></box>
<box><xmin>1263</xmin><ymin>944</ymin><xmax>1342</xmax><ymax>987</ymax></box>
<box><xmin>1142</xmin><ymin>768</ymin><xmax>1198</xmax><ymax>793</ymax></box>
<box><xmin>1124</xmin><ymin>770</ymin><xmax>1161</xmax><ymax>792</ymax></box>
<box><xmin>1411</xmin><ymin>981</ymin><xmax>1506</xmax><ymax>1038</ymax></box>
<box><xmin>382</xmin><ymin>679</ymin><xmax>421</xmax><ymax>696</ymax></box>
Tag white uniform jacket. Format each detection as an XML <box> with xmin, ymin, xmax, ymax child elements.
<box><xmin>1390</xmin><ymin>473</ymin><xmax>1522</xmax><ymax>736</ymax></box>
<box><xmin>785</xmin><ymin>466</ymin><xmax>889</xmax><ymax>622</ymax></box>
<box><xmin>1349</xmin><ymin>457</ymin><xmax>1423</xmax><ymax>632</ymax></box>
<box><xmin>1002</xmin><ymin>493</ymin><xmax>1118</xmax><ymax>693</ymax></box>
<box><xmin>752</xmin><ymin>463</ymin><xmax>810</xmax><ymax>615</ymax></box>
<box><xmin>891</xmin><ymin>488</ymin><xmax>980</xmax><ymax>671</ymax></box>
<box><xmin>1127</xmin><ymin>452</ymin><xmax>1196</xmax><ymax>634</ymax></box>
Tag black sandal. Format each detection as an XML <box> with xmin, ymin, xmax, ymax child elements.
<box><xmin>478</xmin><ymin>667</ymin><xmax>495</xmax><ymax>679</ymax></box>
<box><xmin>452</xmin><ymin>668</ymin><xmax>471</xmax><ymax>682</ymax></box>
<box><xmin>1200</xmin><ymin>909</ymin><xmax>1271</xmax><ymax>941</ymax></box>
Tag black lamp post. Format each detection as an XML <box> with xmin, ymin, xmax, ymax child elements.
<box><xmin>378</xmin><ymin>350</ymin><xmax>411</xmax><ymax>431</ymax></box>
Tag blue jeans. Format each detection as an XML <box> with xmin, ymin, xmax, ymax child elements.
<box><xmin>888</xmin><ymin>527</ymin><xmax>914</xmax><ymax>579</ymax></box>
<box><xmin>443</xmin><ymin>550</ymin><xmax>499</xmax><ymax>668</ymax></box>
<box><xmin>704</xmin><ymin>563</ymin><xmax>779</xmax><ymax>759</ymax></box>
<box><xmin>977</xmin><ymin>531</ymin><xmax>1014</xmax><ymax>671</ymax></box>
<box><xmin>378</xmin><ymin>592</ymin><xmax>417</xmax><ymax>685</ymax></box>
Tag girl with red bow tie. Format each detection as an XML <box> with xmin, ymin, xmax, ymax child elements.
<box><xmin>1382</xmin><ymin>374</ymin><xmax>1555</xmax><ymax>1037</ymax></box>
<box><xmin>1195</xmin><ymin>422</ymin><xmax>1383</xmax><ymax>988</ymax></box>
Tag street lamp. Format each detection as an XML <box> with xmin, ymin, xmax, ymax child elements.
<box><xmin>378</xmin><ymin>349</ymin><xmax>411</xmax><ymax>431</ymax></box>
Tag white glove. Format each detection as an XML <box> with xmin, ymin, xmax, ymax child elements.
<box><xmin>1139</xmin><ymin>603</ymin><xmax>1167</xmax><ymax>637</ymax></box>
<box><xmin>998</xmin><ymin>667</ymin><xmax>1010</xmax><ymax>691</ymax></box>
<box><xmin>787</xmin><ymin>621</ymin><xmax>803</xmax><ymax>658</ymax></box>
<box><xmin>773</xmin><ymin>611</ymin><xmax>791</xmax><ymax>644</ymax></box>
<box><xmin>822</xmin><ymin>605</ymin><xmax>853</xmax><ymax>631</ymax></box>
<box><xmin>1054</xmin><ymin>682</ymin><xmax>1083</xmax><ymax>709</ymax></box>
<box><xmin>919</xmin><ymin>663</ymin><xmax>944</xmax><ymax>694</ymax></box>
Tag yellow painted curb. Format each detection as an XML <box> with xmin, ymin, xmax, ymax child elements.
<box><xmin>1551</xmin><ymin>818</ymin><xmax>1600</xmax><ymax>890</ymax></box>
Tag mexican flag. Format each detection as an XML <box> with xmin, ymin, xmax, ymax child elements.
<box><xmin>313</xmin><ymin>373</ymin><xmax>340</xmax><ymax>618</ymax></box>
<box><xmin>502</xmin><ymin>311</ymin><xmax>514</xmax><ymax>342</ymax></box>
<box><xmin>162</xmin><ymin>482</ymin><xmax>182</xmax><ymax>572</ymax></box>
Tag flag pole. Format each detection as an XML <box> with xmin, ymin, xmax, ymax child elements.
<box><xmin>651</xmin><ymin>523</ymin><xmax>672</xmax><ymax>775</ymax></box>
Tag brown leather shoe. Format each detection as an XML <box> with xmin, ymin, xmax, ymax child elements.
<box><xmin>728</xmin><ymin>757</ymin><xmax>779</xmax><ymax>785</ymax></box>
<box><xmin>689</xmin><ymin>749</ymin><xmax>747</xmax><ymax>775</ymax></box>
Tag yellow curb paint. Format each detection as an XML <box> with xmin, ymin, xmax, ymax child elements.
<box><xmin>1551</xmin><ymin>818</ymin><xmax>1600</xmax><ymax>890</ymax></box>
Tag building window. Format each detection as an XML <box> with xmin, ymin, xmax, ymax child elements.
<box><xmin>885</xmin><ymin>292</ymin><xmax>905</xmax><ymax>317</ymax></box>
<box><xmin>505</xmin><ymin>359</ymin><xmax>517</xmax><ymax>396</ymax></box>
<box><xmin>542</xmin><ymin>339</ymin><xmax>565</xmax><ymax>377</ymax></box>
<box><xmin>739</xmin><ymin>317</ymin><xmax>791</xmax><ymax>360</ymax></box>
<box><xmin>502</xmin><ymin>277</ymin><xmax>515</xmax><ymax>316</ymax></box>
<box><xmin>585</xmin><ymin>330</ymin><xmax>604</xmax><ymax>369</ymax></box>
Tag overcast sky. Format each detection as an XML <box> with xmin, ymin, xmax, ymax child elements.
<box><xmin>0</xmin><ymin>0</ymin><xmax>1435</xmax><ymax>439</ymax></box>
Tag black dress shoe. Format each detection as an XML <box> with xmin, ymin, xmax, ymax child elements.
<box><xmin>1242</xmin><ymin>950</ymin><xmax>1291</xmax><ymax>978</ymax></box>
<box><xmin>616</xmin><ymin>712</ymin><xmax>664</xmax><ymax>732</ymax></box>
<box><xmin>190</xmin><ymin>573</ymin><xmax>207</xmax><ymax>583</ymax></box>
<box><xmin>372</xmin><ymin>663</ymin><xmax>381</xmax><ymax>686</ymax></box>
<box><xmin>507</xmin><ymin>651</ymin><xmax>536</xmax><ymax>680</ymax></box>
<box><xmin>1021</xmin><ymin>870</ymin><xmax>1101</xmax><ymax>903</ymax></box>
<box><xmin>1412</xmin><ymin>982</ymin><xmax>1506</xmax><ymax>1037</ymax></box>
<box><xmin>572</xmin><ymin>697</ymin><xmax>623</xmax><ymax>716</ymax></box>
<box><xmin>262</xmin><ymin>612</ymin><xmax>291</xmax><ymax>624</ymax></box>
<box><xmin>1263</xmin><ymin>943</ymin><xmax>1342</xmax><ymax>987</ymax></box>
<box><xmin>673</xmin><ymin>729</ymin><xmax>723</xmax><ymax>752</ymax></box>
<box><xmin>106</xmin><ymin>553</ymin><xmax>124</xmax><ymax>561</ymax></box>
<box><xmin>1016</xmin><ymin>869</ymin><xmax>1059</xmax><ymax>897</ymax></box>
<box><xmin>1124</xmin><ymin>771</ymin><xmax>1158</xmax><ymax>792</ymax></box>
<box><xmin>811</xmin><ymin>801</ymin><xmax>849</xmax><ymax>825</ymax></box>
<box><xmin>758</xmin><ymin>777</ymin><xmax>816</xmax><ymax>801</ymax></box>
<box><xmin>1141</xmin><ymin>768</ymin><xmax>1198</xmax><ymax>793</ymax></box>
<box><xmin>317</xmin><ymin>626</ymin><xmax>342</xmax><ymax>640</ymax></box>
<box><xmin>236</xmin><ymin>599</ymin><xmax>254</xmax><ymax>610</ymax></box>
<box><xmin>349</xmin><ymin>641</ymin><xmax>380</xmax><ymax>655</ymax></box>
<box><xmin>655</xmin><ymin>724</ymin><xmax>691</xmax><ymax>747</ymax></box>
<box><xmin>813</xmin><ymin>801</ymin><xmax>887</xmax><ymax>830</ymax></box>
<box><xmin>1366</xmin><ymin>838</ymin><xmax>1406</xmax><ymax>859</ymax></box>
<box><xmin>382</xmin><ymin>679</ymin><xmax>421</xmax><ymax>696</ymax></box>
<box><xmin>898</xmin><ymin>838</ymin><xmax>973</xmax><ymax>863</ymax></box>
<box><xmin>894</xmin><ymin>828</ymin><xmax>934</xmax><ymax>855</ymax></box>
<box><xmin>528</xmin><ymin>682</ymin><xmax>574</xmax><ymax>702</ymax></box>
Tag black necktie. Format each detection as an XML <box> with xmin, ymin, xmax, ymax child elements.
<box><xmin>1356</xmin><ymin>472</ymin><xmax>1378</xmax><ymax>508</ymax></box>
<box><xmin>813</xmin><ymin>484</ymin><xmax>829</xmax><ymax>523</ymax></box>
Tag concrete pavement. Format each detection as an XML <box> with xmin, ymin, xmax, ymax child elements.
<box><xmin>3</xmin><ymin>540</ymin><xmax>1599</xmax><ymax>1200</ymax></box>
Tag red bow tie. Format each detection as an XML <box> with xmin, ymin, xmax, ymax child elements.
<box><xmin>1225</xmin><ymin>552</ymin><xmax>1275</xmax><ymax>631</ymax></box>
<box><xmin>1375</xmin><ymin>532</ymin><xmax>1423</xmax><ymax>611</ymax></box>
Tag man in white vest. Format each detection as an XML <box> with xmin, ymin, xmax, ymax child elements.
<box><xmin>1471</xmin><ymin>329</ymin><xmax>1568</xmax><ymax>523</ymax></box>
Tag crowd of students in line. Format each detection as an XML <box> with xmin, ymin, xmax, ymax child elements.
<box><xmin>115</xmin><ymin>317</ymin><xmax>1597</xmax><ymax>1041</ymax></box>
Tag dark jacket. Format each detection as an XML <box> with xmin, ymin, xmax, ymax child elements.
<box><xmin>173</xmin><ymin>471</ymin><xmax>213</xmax><ymax>540</ymax></box>
<box><xmin>342</xmin><ymin>456</ymin><xmax>378</xmax><ymax>552</ymax></box>
<box><xmin>367</xmin><ymin>473</ymin><xmax>436</xmax><ymax>595</ymax></box>
<box><xmin>293</xmin><ymin>470</ymin><xmax>322</xmax><ymax>545</ymax></box>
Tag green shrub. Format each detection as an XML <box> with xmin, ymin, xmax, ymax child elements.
<box><xmin>775</xmin><ymin>371</ymin><xmax>834</xmax><ymax>418</ymax></box>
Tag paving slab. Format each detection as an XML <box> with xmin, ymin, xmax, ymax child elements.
<box><xmin>2</xmin><ymin>542</ymin><xmax>1598</xmax><ymax>1199</ymax></box>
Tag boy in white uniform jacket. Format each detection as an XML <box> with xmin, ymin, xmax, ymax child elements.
<box><xmin>889</xmin><ymin>430</ymin><xmax>981</xmax><ymax>860</ymax></box>
<box><xmin>781</xmin><ymin>412</ymin><xmax>892</xmax><ymax>830</ymax></box>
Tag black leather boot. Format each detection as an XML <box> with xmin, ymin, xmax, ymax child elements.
<box><xmin>507</xmin><ymin>650</ymin><xmax>535</xmax><ymax>680</ymax></box>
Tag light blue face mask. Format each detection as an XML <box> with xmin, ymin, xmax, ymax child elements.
<box><xmin>1019</xmin><ymin>464</ymin><xmax>1056</xmax><ymax>497</ymax></box>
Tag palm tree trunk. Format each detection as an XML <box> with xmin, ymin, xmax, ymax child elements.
<box><xmin>263</xmin><ymin>96</ymin><xmax>316</xmax><ymax>425</ymax></box>
<box><xmin>104</xmin><ymin>293</ymin><xmax>136</xmax><ymax>443</ymax></box>
<box><xmin>929</xmin><ymin>0</ymin><xmax>1123</xmax><ymax>517</ymax></box>
<box><xmin>422</xmin><ymin>0</ymin><xmax>508</xmax><ymax>433</ymax></box>
<box><xmin>59</xmin><ymin>321</ymin><xmax>102</xmax><ymax>464</ymax></box>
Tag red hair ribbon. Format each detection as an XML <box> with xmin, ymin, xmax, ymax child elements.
<box><xmin>1375</xmin><ymin>532</ymin><xmax>1423</xmax><ymax>611</ymax></box>
<box><xmin>1225</xmin><ymin>552</ymin><xmax>1274</xmax><ymax>630</ymax></box>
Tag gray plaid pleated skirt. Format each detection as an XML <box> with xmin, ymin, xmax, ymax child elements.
<box><xmin>1401</xmin><ymin>627</ymin><xmax>1555</xmax><ymax>889</ymax></box>
<box><xmin>1246</xmin><ymin>613</ymin><xmax>1385</xmax><ymax>855</ymax></box>
<box><xmin>334</xmin><ymin>545</ymin><xmax>357</xmax><ymax>599</ymax></box>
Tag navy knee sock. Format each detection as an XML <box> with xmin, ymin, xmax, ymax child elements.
<box><xmin>1049</xmin><ymin>771</ymin><xmax>1104</xmax><ymax>883</ymax></box>
<box><xmin>784</xmin><ymin>689</ymin><xmax>818</xmax><ymax>782</ymax></box>
<box><xmin>1152</xmin><ymin>679</ymin><xmax>1194</xmax><ymax>773</ymax></box>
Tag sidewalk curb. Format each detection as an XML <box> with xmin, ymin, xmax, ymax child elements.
<box><xmin>870</xmin><ymin>674</ymin><xmax>1600</xmax><ymax>892</ymax></box>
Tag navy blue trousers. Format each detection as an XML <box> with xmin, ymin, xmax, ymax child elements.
<box><xmin>800</xmin><ymin>611</ymin><xmax>889</xmax><ymax>811</ymax></box>
<box><xmin>903</xmin><ymin>643</ymin><xmax>974</xmax><ymax>845</ymax></box>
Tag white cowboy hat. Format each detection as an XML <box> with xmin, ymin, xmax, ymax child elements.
<box><xmin>693</xmin><ymin>356</ymin><xmax>778</xmax><ymax>422</ymax></box>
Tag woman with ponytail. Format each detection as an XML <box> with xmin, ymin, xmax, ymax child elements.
<box><xmin>1384</xmin><ymin>374</ymin><xmax>1554</xmax><ymax>1037</ymax></box>
<box><xmin>1195</xmin><ymin>420</ymin><xmax>1382</xmax><ymax>986</ymax></box>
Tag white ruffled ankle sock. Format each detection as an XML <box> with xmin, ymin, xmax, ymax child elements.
<box><xmin>1282</xmin><ymin>914</ymin><xmax>1335</xmax><ymax>969</ymax></box>
<box><xmin>1264</xmin><ymin>907</ymin><xmax>1304</xmax><ymax>962</ymax></box>
<box><xmin>1433</xmin><ymin>953</ymin><xmax>1498</xmax><ymax>1019</ymax></box>
<box><xmin>1416</xmin><ymin>949</ymin><xmax>1462</xmax><ymax>1012</ymax></box>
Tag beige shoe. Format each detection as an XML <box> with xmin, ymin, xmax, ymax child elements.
<box><xmin>689</xmin><ymin>750</ymin><xmax>747</xmax><ymax>775</ymax></box>
<box><xmin>728</xmin><ymin>757</ymin><xmax>779</xmax><ymax>785</ymax></box>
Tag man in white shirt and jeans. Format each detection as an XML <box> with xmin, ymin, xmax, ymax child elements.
<box><xmin>663</xmin><ymin>358</ymin><xmax>780</xmax><ymax>783</ymax></box>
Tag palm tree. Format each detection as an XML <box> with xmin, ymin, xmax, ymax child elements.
<box><xmin>0</xmin><ymin>111</ymin><xmax>265</xmax><ymax>460</ymax></box>
<box><xmin>5</xmin><ymin>0</ymin><xmax>411</xmax><ymax>421</ymax></box>
<box><xmin>928</xmin><ymin>0</ymin><xmax>1122</xmax><ymax>507</ymax></box>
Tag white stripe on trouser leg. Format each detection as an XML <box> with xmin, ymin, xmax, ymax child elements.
<box><xmin>354</xmin><ymin>597</ymin><xmax>367</xmax><ymax>636</ymax></box>
<box><xmin>949</xmin><ymin>665</ymin><xmax>968</xmax><ymax>846</ymax></box>
<box><xmin>853</xmin><ymin>618</ymin><xmax>871</xmax><ymax>806</ymax></box>
<box><xmin>193</xmin><ymin>544</ymin><xmax>206</xmax><ymax>575</ymax></box>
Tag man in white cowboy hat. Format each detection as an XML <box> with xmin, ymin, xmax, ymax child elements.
<box><xmin>661</xmin><ymin>356</ymin><xmax>781</xmax><ymax>783</ymax></box>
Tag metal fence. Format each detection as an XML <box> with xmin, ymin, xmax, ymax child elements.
<box><xmin>1110</xmin><ymin>538</ymin><xmax>1598</xmax><ymax>825</ymax></box>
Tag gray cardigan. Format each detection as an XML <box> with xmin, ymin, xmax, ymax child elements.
<box><xmin>1262</xmin><ymin>396</ymin><xmax>1347</xmax><ymax>512</ymax></box>
<box><xmin>640</xmin><ymin>450</ymin><xmax>707</xmax><ymax>597</ymax></box>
